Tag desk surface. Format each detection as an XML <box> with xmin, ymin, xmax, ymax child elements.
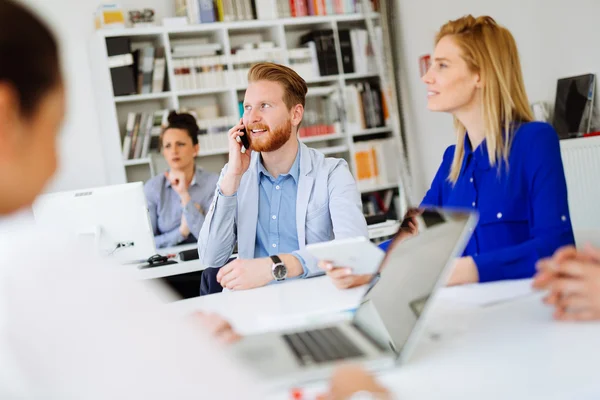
<box><xmin>128</xmin><ymin>243</ymin><xmax>206</xmax><ymax>280</ymax></box>
<box><xmin>171</xmin><ymin>277</ymin><xmax>600</xmax><ymax>399</ymax></box>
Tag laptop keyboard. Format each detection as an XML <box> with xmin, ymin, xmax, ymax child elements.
<box><xmin>282</xmin><ymin>326</ymin><xmax>365</xmax><ymax>366</ymax></box>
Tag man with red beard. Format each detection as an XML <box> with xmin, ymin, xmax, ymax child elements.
<box><xmin>198</xmin><ymin>62</ymin><xmax>368</xmax><ymax>290</ymax></box>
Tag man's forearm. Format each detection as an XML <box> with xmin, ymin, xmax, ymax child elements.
<box><xmin>280</xmin><ymin>254</ymin><xmax>304</xmax><ymax>278</ymax></box>
<box><xmin>219</xmin><ymin>173</ymin><xmax>243</xmax><ymax>196</ymax></box>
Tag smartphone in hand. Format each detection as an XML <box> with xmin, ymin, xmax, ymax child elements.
<box><xmin>239</xmin><ymin>127</ymin><xmax>250</xmax><ymax>153</ymax></box>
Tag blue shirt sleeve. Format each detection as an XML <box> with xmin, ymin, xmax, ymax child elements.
<box><xmin>473</xmin><ymin>124</ymin><xmax>575</xmax><ymax>281</ymax></box>
<box><xmin>421</xmin><ymin>146</ymin><xmax>455</xmax><ymax>207</ymax></box>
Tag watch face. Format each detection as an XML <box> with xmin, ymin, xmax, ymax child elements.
<box><xmin>273</xmin><ymin>264</ymin><xmax>287</xmax><ymax>280</ymax></box>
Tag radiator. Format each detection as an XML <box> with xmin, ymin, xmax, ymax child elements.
<box><xmin>560</xmin><ymin>136</ymin><xmax>600</xmax><ymax>243</ymax></box>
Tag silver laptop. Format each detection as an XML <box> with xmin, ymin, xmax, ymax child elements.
<box><xmin>230</xmin><ymin>207</ymin><xmax>478</xmax><ymax>387</ymax></box>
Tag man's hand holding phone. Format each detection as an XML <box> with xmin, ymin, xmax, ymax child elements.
<box><xmin>220</xmin><ymin>119</ymin><xmax>252</xmax><ymax>196</ymax></box>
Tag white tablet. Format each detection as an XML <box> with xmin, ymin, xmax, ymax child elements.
<box><xmin>305</xmin><ymin>237</ymin><xmax>386</xmax><ymax>276</ymax></box>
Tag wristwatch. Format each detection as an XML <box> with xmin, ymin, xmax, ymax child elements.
<box><xmin>270</xmin><ymin>255</ymin><xmax>287</xmax><ymax>281</ymax></box>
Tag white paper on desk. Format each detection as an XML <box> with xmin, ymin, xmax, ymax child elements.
<box><xmin>437</xmin><ymin>279</ymin><xmax>536</xmax><ymax>308</ymax></box>
<box><xmin>255</xmin><ymin>309</ymin><xmax>355</xmax><ymax>333</ymax></box>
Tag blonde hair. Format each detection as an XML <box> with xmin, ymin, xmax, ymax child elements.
<box><xmin>436</xmin><ymin>15</ymin><xmax>534</xmax><ymax>183</ymax></box>
<box><xmin>247</xmin><ymin>62</ymin><xmax>308</xmax><ymax>109</ymax></box>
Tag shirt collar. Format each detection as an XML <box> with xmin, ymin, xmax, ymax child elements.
<box><xmin>258</xmin><ymin>149</ymin><xmax>301</xmax><ymax>183</ymax></box>
<box><xmin>462</xmin><ymin>134</ymin><xmax>491</xmax><ymax>171</ymax></box>
<box><xmin>165</xmin><ymin>167</ymin><xmax>201</xmax><ymax>188</ymax></box>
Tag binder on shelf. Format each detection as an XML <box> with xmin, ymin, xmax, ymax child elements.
<box><xmin>338</xmin><ymin>29</ymin><xmax>355</xmax><ymax>74</ymax></box>
<box><xmin>300</xmin><ymin>30</ymin><xmax>338</xmax><ymax>76</ymax></box>
<box><xmin>106</xmin><ymin>37</ymin><xmax>136</xmax><ymax>97</ymax></box>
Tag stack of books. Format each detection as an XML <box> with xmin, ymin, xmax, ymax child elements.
<box><xmin>170</xmin><ymin>40</ymin><xmax>227</xmax><ymax>91</ymax></box>
<box><xmin>122</xmin><ymin>110</ymin><xmax>169</xmax><ymax>160</ymax></box>
<box><xmin>176</xmin><ymin>0</ymin><xmax>255</xmax><ymax>23</ymax></box>
<box><xmin>299</xmin><ymin>92</ymin><xmax>342</xmax><ymax>138</ymax></box>
<box><xmin>353</xmin><ymin>138</ymin><xmax>399</xmax><ymax>191</ymax></box>
<box><xmin>107</xmin><ymin>37</ymin><xmax>166</xmax><ymax>97</ymax></box>
<box><xmin>121</xmin><ymin>108</ymin><xmax>238</xmax><ymax>160</ymax></box>
<box><xmin>231</xmin><ymin>43</ymin><xmax>286</xmax><ymax>87</ymax></box>
<box><xmin>344</xmin><ymin>82</ymin><xmax>387</xmax><ymax>132</ymax></box>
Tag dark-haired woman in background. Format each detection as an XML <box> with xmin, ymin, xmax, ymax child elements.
<box><xmin>144</xmin><ymin>111</ymin><xmax>218</xmax><ymax>248</ymax></box>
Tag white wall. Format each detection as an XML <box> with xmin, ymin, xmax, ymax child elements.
<box><xmin>17</xmin><ymin>0</ymin><xmax>174</xmax><ymax>193</ymax></box>
<box><xmin>18</xmin><ymin>0</ymin><xmax>107</xmax><ymax>192</ymax></box>
<box><xmin>393</xmin><ymin>0</ymin><xmax>600</xmax><ymax>200</ymax></box>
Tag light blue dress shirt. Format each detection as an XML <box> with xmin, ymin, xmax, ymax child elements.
<box><xmin>255</xmin><ymin>151</ymin><xmax>307</xmax><ymax>275</ymax></box>
<box><xmin>144</xmin><ymin>167</ymin><xmax>219</xmax><ymax>248</ymax></box>
<box><xmin>198</xmin><ymin>141</ymin><xmax>368</xmax><ymax>277</ymax></box>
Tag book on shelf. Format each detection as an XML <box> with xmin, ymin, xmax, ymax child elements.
<box><xmin>106</xmin><ymin>37</ymin><xmax>137</xmax><ymax>97</ymax></box>
<box><xmin>338</xmin><ymin>29</ymin><xmax>355</xmax><ymax>74</ymax></box>
<box><xmin>151</xmin><ymin>47</ymin><xmax>166</xmax><ymax>93</ymax></box>
<box><xmin>121</xmin><ymin>109</ymin><xmax>237</xmax><ymax>161</ymax></box>
<box><xmin>231</xmin><ymin>43</ymin><xmax>286</xmax><ymax>86</ymax></box>
<box><xmin>172</xmin><ymin>55</ymin><xmax>228</xmax><ymax>91</ymax></box>
<box><xmin>299</xmin><ymin>90</ymin><xmax>342</xmax><ymax>138</ymax></box>
<box><xmin>288</xmin><ymin>47</ymin><xmax>320</xmax><ymax>81</ymax></box>
<box><xmin>179</xmin><ymin>0</ymin><xmax>255</xmax><ymax>22</ymax></box>
<box><xmin>175</xmin><ymin>0</ymin><xmax>378</xmax><ymax>23</ymax></box>
<box><xmin>140</xmin><ymin>46</ymin><xmax>155</xmax><ymax>94</ymax></box>
<box><xmin>353</xmin><ymin>138</ymin><xmax>400</xmax><ymax>192</ymax></box>
<box><xmin>110</xmin><ymin>42</ymin><xmax>168</xmax><ymax>97</ymax></box>
<box><xmin>344</xmin><ymin>81</ymin><xmax>386</xmax><ymax>132</ymax></box>
<box><xmin>122</xmin><ymin>110</ymin><xmax>167</xmax><ymax>160</ymax></box>
<box><xmin>362</xmin><ymin>189</ymin><xmax>394</xmax><ymax>216</ymax></box>
<box><xmin>300</xmin><ymin>30</ymin><xmax>338</xmax><ymax>77</ymax></box>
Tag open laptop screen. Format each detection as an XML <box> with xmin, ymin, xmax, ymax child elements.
<box><xmin>354</xmin><ymin>208</ymin><xmax>477</xmax><ymax>359</ymax></box>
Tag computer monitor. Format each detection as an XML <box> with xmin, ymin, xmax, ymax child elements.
<box><xmin>552</xmin><ymin>73</ymin><xmax>595</xmax><ymax>139</ymax></box>
<box><xmin>32</xmin><ymin>182</ymin><xmax>156</xmax><ymax>263</ymax></box>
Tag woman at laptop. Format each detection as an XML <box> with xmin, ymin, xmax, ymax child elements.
<box><xmin>324</xmin><ymin>14</ymin><xmax>574</xmax><ymax>289</ymax></box>
<box><xmin>144</xmin><ymin>111</ymin><xmax>218</xmax><ymax>248</ymax></box>
<box><xmin>0</xmin><ymin>1</ymin><xmax>388</xmax><ymax>398</ymax></box>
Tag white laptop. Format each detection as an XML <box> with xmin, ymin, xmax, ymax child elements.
<box><xmin>230</xmin><ymin>207</ymin><xmax>478</xmax><ymax>387</ymax></box>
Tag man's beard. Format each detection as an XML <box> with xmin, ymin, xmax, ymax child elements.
<box><xmin>247</xmin><ymin>119</ymin><xmax>292</xmax><ymax>153</ymax></box>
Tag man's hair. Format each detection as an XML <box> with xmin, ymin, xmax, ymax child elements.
<box><xmin>247</xmin><ymin>62</ymin><xmax>308</xmax><ymax>110</ymax></box>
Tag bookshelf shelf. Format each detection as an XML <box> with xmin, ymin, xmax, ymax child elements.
<box><xmin>359</xmin><ymin>182</ymin><xmax>398</xmax><ymax>194</ymax></box>
<box><xmin>114</xmin><ymin>92</ymin><xmax>172</xmax><ymax>103</ymax></box>
<box><xmin>177</xmin><ymin>88</ymin><xmax>230</xmax><ymax>97</ymax></box>
<box><xmin>350</xmin><ymin>127</ymin><xmax>392</xmax><ymax>137</ymax></box>
<box><xmin>97</xmin><ymin>13</ymin><xmax>382</xmax><ymax>38</ymax></box>
<box><xmin>319</xmin><ymin>145</ymin><xmax>349</xmax><ymax>155</ymax></box>
<box><xmin>306</xmin><ymin>86</ymin><xmax>337</xmax><ymax>97</ymax></box>
<box><xmin>343</xmin><ymin>72</ymin><xmax>379</xmax><ymax>80</ymax></box>
<box><xmin>305</xmin><ymin>76</ymin><xmax>340</xmax><ymax>84</ymax></box>
<box><xmin>300</xmin><ymin>133</ymin><xmax>345</xmax><ymax>143</ymax></box>
<box><xmin>123</xmin><ymin>157</ymin><xmax>151</xmax><ymax>166</ymax></box>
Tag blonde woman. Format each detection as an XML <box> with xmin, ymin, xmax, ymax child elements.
<box><xmin>324</xmin><ymin>15</ymin><xmax>575</xmax><ymax>290</ymax></box>
<box><xmin>419</xmin><ymin>15</ymin><xmax>574</xmax><ymax>285</ymax></box>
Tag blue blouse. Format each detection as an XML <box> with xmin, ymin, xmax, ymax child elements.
<box><xmin>421</xmin><ymin>122</ymin><xmax>575</xmax><ymax>282</ymax></box>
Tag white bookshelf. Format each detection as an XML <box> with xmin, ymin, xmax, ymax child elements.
<box><xmin>92</xmin><ymin>9</ymin><xmax>408</xmax><ymax>212</ymax></box>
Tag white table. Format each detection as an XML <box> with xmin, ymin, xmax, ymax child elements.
<box><xmin>128</xmin><ymin>243</ymin><xmax>206</xmax><ymax>280</ymax></box>
<box><xmin>171</xmin><ymin>277</ymin><xmax>600</xmax><ymax>399</ymax></box>
<box><xmin>170</xmin><ymin>276</ymin><xmax>366</xmax><ymax>334</ymax></box>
